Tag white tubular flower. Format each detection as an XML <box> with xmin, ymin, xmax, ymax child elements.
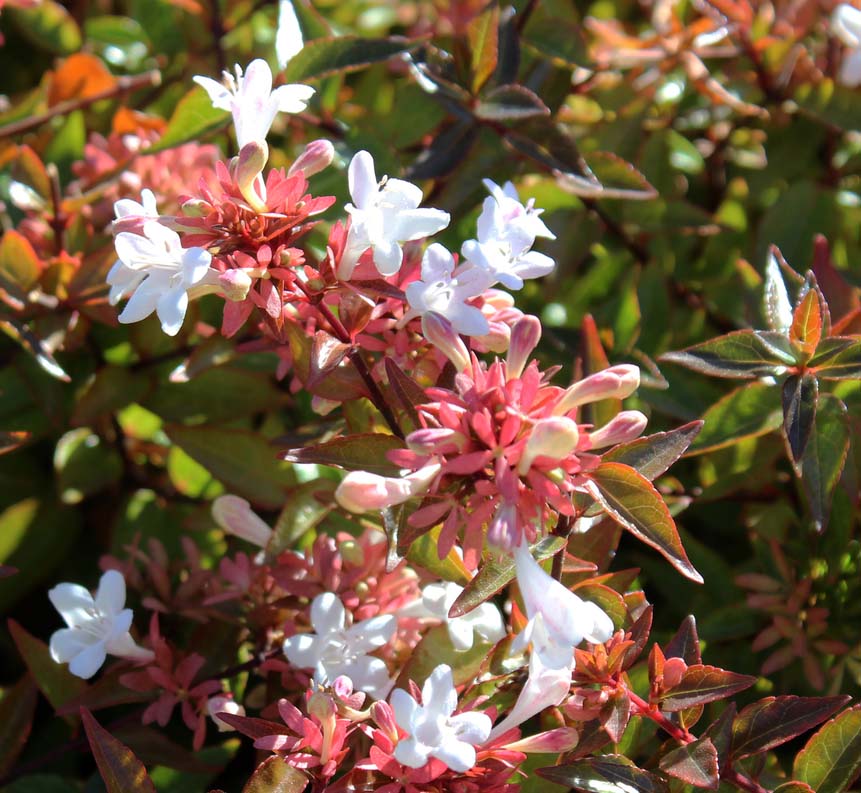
<box><xmin>283</xmin><ymin>592</ymin><xmax>396</xmax><ymax>700</ymax></box>
<box><xmin>391</xmin><ymin>664</ymin><xmax>491</xmax><ymax>773</ymax></box>
<box><xmin>338</xmin><ymin>150</ymin><xmax>450</xmax><ymax>280</ymax></box>
<box><xmin>404</xmin><ymin>244</ymin><xmax>492</xmax><ymax>337</ymax></box>
<box><xmin>212</xmin><ymin>495</ymin><xmax>273</xmax><ymax>548</ymax></box>
<box><xmin>113</xmin><ymin>188</ymin><xmax>158</xmax><ymax>225</ymax></box>
<box><xmin>193</xmin><ymin>59</ymin><xmax>315</xmax><ymax>149</ymax></box>
<box><xmin>833</xmin><ymin>4</ymin><xmax>861</xmax><ymax>86</ymax></box>
<box><xmin>49</xmin><ymin>570</ymin><xmax>154</xmax><ymax>680</ymax></box>
<box><xmin>461</xmin><ymin>179</ymin><xmax>556</xmax><ymax>290</ymax></box>
<box><xmin>418</xmin><ymin>581</ymin><xmax>505</xmax><ymax>651</ymax></box>
<box><xmin>110</xmin><ymin>221</ymin><xmax>219</xmax><ymax>336</ymax></box>
<box><xmin>335</xmin><ymin>463</ymin><xmax>441</xmax><ymax>514</ymax></box>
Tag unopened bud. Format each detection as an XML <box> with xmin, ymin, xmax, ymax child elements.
<box><xmin>507</xmin><ymin>315</ymin><xmax>542</xmax><ymax>380</ymax></box>
<box><xmin>339</xmin><ymin>539</ymin><xmax>365</xmax><ymax>566</ymax></box>
<box><xmin>309</xmin><ymin>690</ymin><xmax>337</xmax><ymax>723</ymax></box>
<box><xmin>422</xmin><ymin>312</ymin><xmax>471</xmax><ymax>372</ymax></box>
<box><xmin>206</xmin><ymin>694</ymin><xmax>245</xmax><ymax>731</ymax></box>
<box><xmin>181</xmin><ymin>198</ymin><xmax>211</xmax><ymax>218</ymax></box>
<box><xmin>487</xmin><ymin>501</ymin><xmax>518</xmax><ymax>550</ymax></box>
<box><xmin>406</xmin><ymin>427</ymin><xmax>467</xmax><ymax>455</ymax></box>
<box><xmin>288</xmin><ymin>139</ymin><xmax>335</xmax><ymax>178</ymax></box>
<box><xmin>587</xmin><ymin>410</ymin><xmax>648</xmax><ymax>449</ymax></box>
<box><xmin>518</xmin><ymin>417</ymin><xmax>579</xmax><ymax>475</ymax></box>
<box><xmin>219</xmin><ymin>268</ymin><xmax>253</xmax><ymax>302</ymax></box>
<box><xmin>236</xmin><ymin>140</ymin><xmax>269</xmax><ymax>212</ymax></box>
<box><xmin>212</xmin><ymin>495</ymin><xmax>273</xmax><ymax>548</ymax></box>
<box><xmin>555</xmin><ymin>365</ymin><xmax>640</xmax><ymax>415</ymax></box>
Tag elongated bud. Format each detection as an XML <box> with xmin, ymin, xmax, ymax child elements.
<box><xmin>236</xmin><ymin>140</ymin><xmax>269</xmax><ymax>212</ymax></box>
<box><xmin>487</xmin><ymin>500</ymin><xmax>518</xmax><ymax>550</ymax></box>
<box><xmin>518</xmin><ymin>417</ymin><xmax>580</xmax><ymax>475</ymax></box>
<box><xmin>219</xmin><ymin>268</ymin><xmax>253</xmax><ymax>301</ymax></box>
<box><xmin>406</xmin><ymin>427</ymin><xmax>468</xmax><ymax>455</ymax></box>
<box><xmin>212</xmin><ymin>494</ymin><xmax>273</xmax><ymax>547</ymax></box>
<box><xmin>207</xmin><ymin>694</ymin><xmax>245</xmax><ymax>731</ymax></box>
<box><xmin>587</xmin><ymin>410</ymin><xmax>648</xmax><ymax>449</ymax></box>
<box><xmin>554</xmin><ymin>365</ymin><xmax>640</xmax><ymax>415</ymax></box>
<box><xmin>507</xmin><ymin>315</ymin><xmax>542</xmax><ymax>380</ymax></box>
<box><xmin>422</xmin><ymin>313</ymin><xmax>471</xmax><ymax>372</ymax></box>
<box><xmin>288</xmin><ymin>139</ymin><xmax>335</xmax><ymax>178</ymax></box>
<box><xmin>335</xmin><ymin>464</ymin><xmax>440</xmax><ymax>513</ymax></box>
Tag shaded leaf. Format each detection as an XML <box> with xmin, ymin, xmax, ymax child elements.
<box><xmin>795</xmin><ymin>78</ymin><xmax>861</xmax><ymax>133</ymax></box>
<box><xmin>284</xmin><ymin>36</ymin><xmax>415</xmax><ymax>82</ymax></box>
<box><xmin>395</xmin><ymin>624</ymin><xmax>491</xmax><ymax>690</ymax></box>
<box><xmin>81</xmin><ymin>708</ymin><xmax>156</xmax><ymax>793</ymax></box>
<box><xmin>661</xmin><ymin>331</ymin><xmax>795</xmax><ymax>379</ymax></box>
<box><xmin>664</xmin><ymin>615</ymin><xmax>702</xmax><ymax>665</ymax></box>
<box><xmin>406</xmin><ymin>120</ymin><xmax>478</xmax><ymax>180</ymax></box>
<box><xmin>658</xmin><ymin>665</ymin><xmax>756</xmax><ymax>711</ymax></box>
<box><xmin>731</xmin><ymin>695</ymin><xmax>850</xmax><ymax>760</ymax></box>
<box><xmin>602</xmin><ymin>421</ymin><xmax>703</xmax><ymax>481</ymax></box>
<box><xmin>538</xmin><ymin>754</ymin><xmax>668</xmax><ymax>793</ymax></box>
<box><xmin>72</xmin><ymin>366</ymin><xmax>151</xmax><ymax>426</ymax></box>
<box><xmin>0</xmin><ymin>318</ymin><xmax>70</xmax><ymax>383</ymax></box>
<box><xmin>6</xmin><ymin>0</ymin><xmax>81</xmax><ymax>54</ymax></box>
<box><xmin>146</xmin><ymin>87</ymin><xmax>229</xmax><ymax>154</ymax></box>
<box><xmin>580</xmin><ymin>314</ymin><xmax>620</xmax><ymax>428</ymax></box>
<box><xmin>793</xmin><ymin>705</ymin><xmax>861</xmax><ymax>793</ymax></box>
<box><xmin>281</xmin><ymin>433</ymin><xmax>403</xmax><ymax>476</ymax></box>
<box><xmin>582</xmin><ymin>151</ymin><xmax>659</xmax><ymax>199</ymax></box>
<box><xmin>659</xmin><ymin>737</ymin><xmax>719</xmax><ymax>789</ymax></box>
<box><xmin>269</xmin><ymin>479</ymin><xmax>337</xmax><ymax>555</ymax></box>
<box><xmin>0</xmin><ymin>675</ymin><xmax>38</xmax><ymax>777</ymax></box>
<box><xmin>775</xmin><ymin>784</ymin><xmax>816</xmax><ymax>793</ymax></box>
<box><xmin>801</xmin><ymin>395</ymin><xmax>850</xmax><ymax>532</ymax></box>
<box><xmin>782</xmin><ymin>373</ymin><xmax>818</xmax><ymax>467</ymax></box>
<box><xmin>0</xmin><ymin>431</ymin><xmax>30</xmax><ymax>456</ymax></box>
<box><xmin>475</xmin><ymin>84</ymin><xmax>550</xmax><ymax>120</ymax></box>
<box><xmin>242</xmin><ymin>756</ymin><xmax>307</xmax><ymax>793</ymax></box>
<box><xmin>588</xmin><ymin>462</ymin><xmax>703</xmax><ymax>583</ymax></box>
<box><xmin>54</xmin><ymin>428</ymin><xmax>123</xmax><ymax>504</ymax></box>
<box><xmin>601</xmin><ymin>690</ymin><xmax>631</xmax><ymax>743</ymax></box>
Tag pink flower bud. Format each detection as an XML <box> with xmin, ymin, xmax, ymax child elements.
<box><xmin>421</xmin><ymin>313</ymin><xmax>471</xmax><ymax>372</ymax></box>
<box><xmin>663</xmin><ymin>657</ymin><xmax>688</xmax><ymax>689</ymax></box>
<box><xmin>218</xmin><ymin>268</ymin><xmax>253</xmax><ymax>302</ymax></box>
<box><xmin>507</xmin><ymin>315</ymin><xmax>542</xmax><ymax>380</ymax></box>
<box><xmin>518</xmin><ymin>417</ymin><xmax>579</xmax><ymax>475</ymax></box>
<box><xmin>212</xmin><ymin>495</ymin><xmax>273</xmax><ymax>548</ymax></box>
<box><xmin>487</xmin><ymin>501</ymin><xmax>519</xmax><ymax>550</ymax></box>
<box><xmin>235</xmin><ymin>140</ymin><xmax>269</xmax><ymax>212</ymax></box>
<box><xmin>555</xmin><ymin>365</ymin><xmax>641</xmax><ymax>415</ymax></box>
<box><xmin>587</xmin><ymin>410</ymin><xmax>648</xmax><ymax>449</ymax></box>
<box><xmin>288</xmin><ymin>139</ymin><xmax>335</xmax><ymax>178</ymax></box>
<box><xmin>406</xmin><ymin>427</ymin><xmax>467</xmax><ymax>455</ymax></box>
<box><xmin>335</xmin><ymin>464</ymin><xmax>440</xmax><ymax>513</ymax></box>
<box><xmin>206</xmin><ymin>694</ymin><xmax>245</xmax><ymax>731</ymax></box>
<box><xmin>503</xmin><ymin>726</ymin><xmax>580</xmax><ymax>753</ymax></box>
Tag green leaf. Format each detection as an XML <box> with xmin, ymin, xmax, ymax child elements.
<box><xmin>8</xmin><ymin>619</ymin><xmax>86</xmax><ymax>710</ymax></box>
<box><xmin>146</xmin><ymin>87</ymin><xmax>229</xmax><ymax>154</ymax></box>
<box><xmin>661</xmin><ymin>330</ymin><xmax>796</xmax><ymax>379</ymax></box>
<box><xmin>280</xmin><ymin>433</ymin><xmax>404</xmax><ymax>476</ymax></box>
<box><xmin>269</xmin><ymin>479</ymin><xmax>337</xmax><ymax>555</ymax></box>
<box><xmin>81</xmin><ymin>708</ymin><xmax>157</xmax><ymax>793</ymax></box>
<box><xmin>801</xmin><ymin>395</ymin><xmax>850</xmax><ymax>532</ymax></box>
<box><xmin>406</xmin><ymin>120</ymin><xmax>478</xmax><ymax>181</ymax></box>
<box><xmin>810</xmin><ymin>338</ymin><xmax>861</xmax><ymax>380</ymax></box>
<box><xmin>582</xmin><ymin>151</ymin><xmax>659</xmax><ymax>200</ymax></box>
<box><xmin>405</xmin><ymin>525</ymin><xmax>471</xmax><ymax>586</ymax></box>
<box><xmin>538</xmin><ymin>754</ymin><xmax>668</xmax><ymax>793</ymax></box>
<box><xmin>54</xmin><ymin>428</ymin><xmax>123</xmax><ymax>504</ymax></box>
<box><xmin>475</xmin><ymin>83</ymin><xmax>550</xmax><ymax>121</ymax></box>
<box><xmin>795</xmin><ymin>78</ymin><xmax>861</xmax><ymax>133</ymax></box>
<box><xmin>0</xmin><ymin>318</ymin><xmax>70</xmax><ymax>382</ymax></box>
<box><xmin>521</xmin><ymin>12</ymin><xmax>588</xmax><ymax>67</ymax></box>
<box><xmin>793</xmin><ymin>705</ymin><xmax>861</xmax><ymax>793</ymax></box>
<box><xmin>0</xmin><ymin>229</ymin><xmax>41</xmax><ymax>302</ymax></box>
<box><xmin>165</xmin><ymin>424</ymin><xmax>293</xmax><ymax>509</ymax></box>
<box><xmin>72</xmin><ymin>366</ymin><xmax>151</xmax><ymax>426</ymax></box>
<box><xmin>658</xmin><ymin>665</ymin><xmax>756</xmax><ymax>711</ymax></box>
<box><xmin>467</xmin><ymin>1</ymin><xmax>499</xmax><ymax>93</ymax></box>
<box><xmin>602</xmin><ymin>421</ymin><xmax>703</xmax><ymax>480</ymax></box>
<box><xmin>782</xmin><ymin>373</ymin><xmax>818</xmax><ymax>467</ymax></box>
<box><xmin>241</xmin><ymin>756</ymin><xmax>306</xmax><ymax>793</ymax></box>
<box><xmin>731</xmin><ymin>695</ymin><xmax>850</xmax><ymax>760</ymax></box>
<box><xmin>589</xmin><ymin>462</ymin><xmax>703</xmax><ymax>583</ymax></box>
<box><xmin>395</xmin><ymin>624</ymin><xmax>492</xmax><ymax>690</ymax></box>
<box><xmin>448</xmin><ymin>535</ymin><xmax>565</xmax><ymax>618</ymax></box>
<box><xmin>687</xmin><ymin>382</ymin><xmax>783</xmax><ymax>455</ymax></box>
<box><xmin>0</xmin><ymin>675</ymin><xmax>38</xmax><ymax>777</ymax></box>
<box><xmin>6</xmin><ymin>0</ymin><xmax>81</xmax><ymax>54</ymax></box>
<box><xmin>659</xmin><ymin>736</ymin><xmax>719</xmax><ymax>789</ymax></box>
<box><xmin>283</xmin><ymin>36</ymin><xmax>415</xmax><ymax>82</ymax></box>
<box><xmin>774</xmin><ymin>784</ymin><xmax>816</xmax><ymax>793</ymax></box>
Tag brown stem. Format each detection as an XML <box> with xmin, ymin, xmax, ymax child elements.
<box><xmin>550</xmin><ymin>513</ymin><xmax>572</xmax><ymax>581</ymax></box>
<box><xmin>47</xmin><ymin>164</ymin><xmax>65</xmax><ymax>256</ymax></box>
<box><xmin>0</xmin><ymin>70</ymin><xmax>162</xmax><ymax>139</ymax></box>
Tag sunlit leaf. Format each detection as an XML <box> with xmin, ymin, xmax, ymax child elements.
<box><xmin>81</xmin><ymin>708</ymin><xmax>157</xmax><ymax>793</ymax></box>
<box><xmin>794</xmin><ymin>705</ymin><xmax>861</xmax><ymax>793</ymax></box>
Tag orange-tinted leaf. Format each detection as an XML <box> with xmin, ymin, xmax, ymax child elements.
<box><xmin>112</xmin><ymin>107</ymin><xmax>166</xmax><ymax>136</ymax></box>
<box><xmin>81</xmin><ymin>708</ymin><xmax>157</xmax><ymax>793</ymax></box>
<box><xmin>467</xmin><ymin>1</ymin><xmax>499</xmax><ymax>93</ymax></box>
<box><xmin>242</xmin><ymin>756</ymin><xmax>307</xmax><ymax>793</ymax></box>
<box><xmin>48</xmin><ymin>53</ymin><xmax>116</xmax><ymax>106</ymax></box>
<box><xmin>791</xmin><ymin>289</ymin><xmax>822</xmax><ymax>360</ymax></box>
<box><xmin>0</xmin><ymin>230</ymin><xmax>42</xmax><ymax>301</ymax></box>
<box><xmin>581</xmin><ymin>314</ymin><xmax>620</xmax><ymax>428</ymax></box>
<box><xmin>658</xmin><ymin>665</ymin><xmax>756</xmax><ymax>711</ymax></box>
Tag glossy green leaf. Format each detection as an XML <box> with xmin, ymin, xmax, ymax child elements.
<box><xmin>538</xmin><ymin>754</ymin><xmax>668</xmax><ymax>793</ymax></box>
<box><xmin>801</xmin><ymin>395</ymin><xmax>850</xmax><ymax>532</ymax></box>
<box><xmin>793</xmin><ymin>705</ymin><xmax>861</xmax><ymax>793</ymax></box>
<box><xmin>284</xmin><ymin>36</ymin><xmax>414</xmax><ymax>82</ymax></box>
<box><xmin>589</xmin><ymin>462</ymin><xmax>703</xmax><ymax>583</ymax></box>
<box><xmin>405</xmin><ymin>525</ymin><xmax>471</xmax><ymax>585</ymax></box>
<box><xmin>658</xmin><ymin>665</ymin><xmax>756</xmax><ymax>711</ymax></box>
<box><xmin>81</xmin><ymin>708</ymin><xmax>156</xmax><ymax>793</ymax></box>
<box><xmin>795</xmin><ymin>78</ymin><xmax>861</xmax><ymax>133</ymax></box>
<box><xmin>395</xmin><ymin>624</ymin><xmax>492</xmax><ymax>690</ymax></box>
<box><xmin>281</xmin><ymin>433</ymin><xmax>403</xmax><ymax>476</ymax></box>
<box><xmin>658</xmin><ymin>736</ymin><xmax>719</xmax><ymax>789</ymax></box>
<box><xmin>602</xmin><ymin>421</ymin><xmax>703</xmax><ymax>481</ymax></box>
<box><xmin>0</xmin><ymin>318</ymin><xmax>70</xmax><ymax>383</ymax></box>
<box><xmin>782</xmin><ymin>373</ymin><xmax>818</xmax><ymax>467</ymax></box>
<box><xmin>146</xmin><ymin>87</ymin><xmax>229</xmax><ymax>154</ymax></box>
<box><xmin>241</xmin><ymin>756</ymin><xmax>306</xmax><ymax>793</ymax></box>
<box><xmin>810</xmin><ymin>338</ymin><xmax>861</xmax><ymax>380</ymax></box>
<box><xmin>661</xmin><ymin>330</ymin><xmax>796</xmax><ymax>379</ymax></box>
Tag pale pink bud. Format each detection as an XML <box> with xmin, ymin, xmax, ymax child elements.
<box><xmin>218</xmin><ymin>268</ymin><xmax>253</xmax><ymax>301</ymax></box>
<box><xmin>503</xmin><ymin>726</ymin><xmax>580</xmax><ymax>753</ymax></box>
<box><xmin>235</xmin><ymin>140</ymin><xmax>269</xmax><ymax>212</ymax></box>
<box><xmin>554</xmin><ymin>365</ymin><xmax>640</xmax><ymax>415</ymax></box>
<box><xmin>406</xmin><ymin>427</ymin><xmax>467</xmax><ymax>455</ymax></box>
<box><xmin>212</xmin><ymin>495</ymin><xmax>273</xmax><ymax>547</ymax></box>
<box><xmin>288</xmin><ymin>139</ymin><xmax>335</xmax><ymax>178</ymax></box>
<box><xmin>207</xmin><ymin>694</ymin><xmax>245</xmax><ymax>731</ymax></box>
<box><xmin>335</xmin><ymin>464</ymin><xmax>440</xmax><ymax>513</ymax></box>
<box><xmin>487</xmin><ymin>500</ymin><xmax>519</xmax><ymax>550</ymax></box>
<box><xmin>663</xmin><ymin>657</ymin><xmax>688</xmax><ymax>689</ymax></box>
<box><xmin>518</xmin><ymin>417</ymin><xmax>579</xmax><ymax>475</ymax></box>
<box><xmin>507</xmin><ymin>315</ymin><xmax>542</xmax><ymax>380</ymax></box>
<box><xmin>421</xmin><ymin>313</ymin><xmax>471</xmax><ymax>372</ymax></box>
<box><xmin>587</xmin><ymin>410</ymin><xmax>648</xmax><ymax>449</ymax></box>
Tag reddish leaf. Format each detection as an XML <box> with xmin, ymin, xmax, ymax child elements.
<box><xmin>242</xmin><ymin>756</ymin><xmax>307</xmax><ymax>793</ymax></box>
<box><xmin>80</xmin><ymin>707</ymin><xmax>157</xmax><ymax>793</ymax></box>
<box><xmin>588</xmin><ymin>462</ymin><xmax>703</xmax><ymax>583</ymax></box>
<box><xmin>602</xmin><ymin>421</ymin><xmax>703</xmax><ymax>481</ymax></box>
<box><xmin>664</xmin><ymin>616</ymin><xmax>702</xmax><ymax>665</ymax></box>
<box><xmin>0</xmin><ymin>431</ymin><xmax>30</xmax><ymax>456</ymax></box>
<box><xmin>703</xmin><ymin>702</ymin><xmax>736</xmax><ymax>762</ymax></box>
<box><xmin>659</xmin><ymin>737</ymin><xmax>719</xmax><ymax>789</ymax></box>
<box><xmin>307</xmin><ymin>331</ymin><xmax>352</xmax><ymax>389</ymax></box>
<box><xmin>810</xmin><ymin>338</ymin><xmax>861</xmax><ymax>380</ymax></box>
<box><xmin>774</xmin><ymin>784</ymin><xmax>816</xmax><ymax>793</ymax></box>
<box><xmin>623</xmin><ymin>605</ymin><xmax>653</xmax><ymax>669</ymax></box>
<box><xmin>601</xmin><ymin>690</ymin><xmax>631</xmax><ymax>743</ymax></box>
<box><xmin>0</xmin><ymin>230</ymin><xmax>42</xmax><ymax>303</ymax></box>
<box><xmin>0</xmin><ymin>675</ymin><xmax>38</xmax><ymax>776</ymax></box>
<box><xmin>661</xmin><ymin>330</ymin><xmax>795</xmax><ymax>379</ymax></box>
<box><xmin>731</xmin><ymin>696</ymin><xmax>850</xmax><ymax>760</ymax></box>
<box><xmin>538</xmin><ymin>754</ymin><xmax>668</xmax><ymax>793</ymax></box>
<box><xmin>281</xmin><ymin>433</ymin><xmax>404</xmax><ymax>476</ymax></box>
<box><xmin>791</xmin><ymin>289</ymin><xmax>823</xmax><ymax>360</ymax></box>
<box><xmin>782</xmin><ymin>373</ymin><xmax>818</xmax><ymax>468</ymax></box>
<box><xmin>658</xmin><ymin>665</ymin><xmax>756</xmax><ymax>711</ymax></box>
<box><xmin>793</xmin><ymin>705</ymin><xmax>861</xmax><ymax>793</ymax></box>
<box><xmin>214</xmin><ymin>712</ymin><xmax>289</xmax><ymax>740</ymax></box>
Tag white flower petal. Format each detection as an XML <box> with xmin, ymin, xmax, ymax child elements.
<box><xmin>48</xmin><ymin>583</ymin><xmax>94</xmax><ymax>628</ymax></box>
<box><xmin>50</xmin><ymin>628</ymin><xmax>94</xmax><ymax>663</ymax></box>
<box><xmin>283</xmin><ymin>633</ymin><xmax>324</xmax><ymax>669</ymax></box>
<box><xmin>271</xmin><ymin>83</ymin><xmax>315</xmax><ymax>113</ymax></box>
<box><xmin>450</xmin><ymin>711</ymin><xmax>492</xmax><ymax>745</ymax></box>
<box><xmin>394</xmin><ymin>737</ymin><xmax>432</xmax><ymax>768</ymax></box>
<box><xmin>421</xmin><ymin>664</ymin><xmax>457</xmax><ymax>717</ymax></box>
<box><xmin>346</xmin><ymin>613</ymin><xmax>396</xmax><ymax>652</ymax></box>
<box><xmin>432</xmin><ymin>739</ymin><xmax>476</xmax><ymax>773</ymax></box>
<box><xmin>192</xmin><ymin>75</ymin><xmax>233</xmax><ymax>110</ymax></box>
<box><xmin>348</xmin><ymin>151</ymin><xmax>378</xmax><ymax>210</ymax></box>
<box><xmin>393</xmin><ymin>208</ymin><xmax>451</xmax><ymax>241</ymax></box>
<box><xmin>156</xmin><ymin>286</ymin><xmax>189</xmax><ymax>337</ymax></box>
<box><xmin>68</xmin><ymin>641</ymin><xmax>108</xmax><ymax>680</ymax></box>
<box><xmin>94</xmin><ymin>570</ymin><xmax>126</xmax><ymax>616</ymax></box>
<box><xmin>372</xmin><ymin>238</ymin><xmax>404</xmax><ymax>276</ymax></box>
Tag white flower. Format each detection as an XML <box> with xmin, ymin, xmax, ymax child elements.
<box><xmin>207</xmin><ymin>694</ymin><xmax>246</xmax><ymax>731</ymax></box>
<box><xmin>461</xmin><ymin>179</ymin><xmax>556</xmax><ymax>290</ymax></box>
<box><xmin>276</xmin><ymin>0</ymin><xmax>304</xmax><ymax>69</ymax></box>
<box><xmin>193</xmin><ymin>59</ymin><xmax>315</xmax><ymax>149</ymax></box>
<box><xmin>833</xmin><ymin>4</ymin><xmax>861</xmax><ymax>87</ymax></box>
<box><xmin>110</xmin><ymin>221</ymin><xmax>218</xmax><ymax>336</ymax></box>
<box><xmin>338</xmin><ymin>150</ymin><xmax>450</xmax><ymax>280</ymax></box>
<box><xmin>414</xmin><ymin>581</ymin><xmax>505</xmax><ymax>652</ymax></box>
<box><xmin>403</xmin><ymin>244</ymin><xmax>492</xmax><ymax>337</ymax></box>
<box><xmin>49</xmin><ymin>570</ymin><xmax>154</xmax><ymax>680</ymax></box>
<box><xmin>283</xmin><ymin>592</ymin><xmax>396</xmax><ymax>700</ymax></box>
<box><xmin>212</xmin><ymin>495</ymin><xmax>273</xmax><ymax>548</ymax></box>
<box><xmin>391</xmin><ymin>664</ymin><xmax>491</xmax><ymax>773</ymax></box>
<box><xmin>113</xmin><ymin>188</ymin><xmax>158</xmax><ymax>224</ymax></box>
<box><xmin>335</xmin><ymin>463</ymin><xmax>441</xmax><ymax>513</ymax></box>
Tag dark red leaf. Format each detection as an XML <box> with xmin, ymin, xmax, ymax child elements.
<box><xmin>659</xmin><ymin>665</ymin><xmax>756</xmax><ymax>711</ymax></box>
<box><xmin>80</xmin><ymin>707</ymin><xmax>157</xmax><ymax>793</ymax></box>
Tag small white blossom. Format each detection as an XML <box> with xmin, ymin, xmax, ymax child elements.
<box><xmin>49</xmin><ymin>570</ymin><xmax>154</xmax><ymax>680</ymax></box>
<box><xmin>283</xmin><ymin>592</ymin><xmax>396</xmax><ymax>699</ymax></box>
<box><xmin>391</xmin><ymin>664</ymin><xmax>491</xmax><ymax>773</ymax></box>
<box><xmin>212</xmin><ymin>495</ymin><xmax>273</xmax><ymax>548</ymax></box>
<box><xmin>338</xmin><ymin>150</ymin><xmax>450</xmax><ymax>280</ymax></box>
<box><xmin>461</xmin><ymin>179</ymin><xmax>556</xmax><ymax>290</ymax></box>
<box><xmin>194</xmin><ymin>59</ymin><xmax>315</xmax><ymax>149</ymax></box>
<box><xmin>113</xmin><ymin>188</ymin><xmax>158</xmax><ymax>224</ymax></box>
<box><xmin>110</xmin><ymin>221</ymin><xmax>218</xmax><ymax>336</ymax></box>
<box><xmin>833</xmin><ymin>4</ymin><xmax>861</xmax><ymax>87</ymax></box>
<box><xmin>403</xmin><ymin>243</ymin><xmax>492</xmax><ymax>337</ymax></box>
<box><xmin>411</xmin><ymin>581</ymin><xmax>505</xmax><ymax>652</ymax></box>
<box><xmin>206</xmin><ymin>694</ymin><xmax>246</xmax><ymax>731</ymax></box>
